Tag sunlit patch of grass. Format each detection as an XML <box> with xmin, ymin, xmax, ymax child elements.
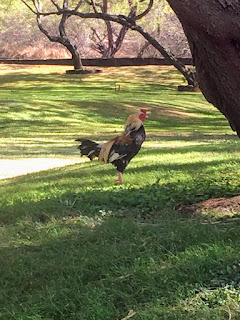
<box><xmin>1</xmin><ymin>65</ymin><xmax>240</xmax><ymax>319</ymax></box>
<box><xmin>0</xmin><ymin>64</ymin><xmax>234</xmax><ymax>158</ymax></box>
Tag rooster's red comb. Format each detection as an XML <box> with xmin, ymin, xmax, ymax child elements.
<box><xmin>140</xmin><ymin>109</ymin><xmax>147</xmax><ymax>114</ymax></box>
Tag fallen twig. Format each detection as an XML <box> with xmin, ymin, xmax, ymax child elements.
<box><xmin>121</xmin><ymin>310</ymin><xmax>136</xmax><ymax>320</ymax></box>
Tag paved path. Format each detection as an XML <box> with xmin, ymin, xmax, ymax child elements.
<box><xmin>0</xmin><ymin>158</ymin><xmax>84</xmax><ymax>180</ymax></box>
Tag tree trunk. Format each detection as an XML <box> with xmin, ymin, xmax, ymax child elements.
<box><xmin>36</xmin><ymin>13</ymin><xmax>83</xmax><ymax>72</ymax></box>
<box><xmin>111</xmin><ymin>25</ymin><xmax>129</xmax><ymax>58</ymax></box>
<box><xmin>166</xmin><ymin>0</ymin><xmax>240</xmax><ymax>136</ymax></box>
<box><xmin>66</xmin><ymin>44</ymin><xmax>83</xmax><ymax>70</ymax></box>
<box><xmin>101</xmin><ymin>0</ymin><xmax>113</xmax><ymax>58</ymax></box>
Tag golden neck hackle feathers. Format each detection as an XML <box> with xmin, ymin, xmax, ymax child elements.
<box><xmin>98</xmin><ymin>112</ymin><xmax>142</xmax><ymax>164</ymax></box>
<box><xmin>124</xmin><ymin>112</ymin><xmax>142</xmax><ymax>135</ymax></box>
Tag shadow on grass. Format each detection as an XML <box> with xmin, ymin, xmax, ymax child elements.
<box><xmin>1</xmin><ymin>145</ymin><xmax>240</xmax><ymax>225</ymax></box>
<box><xmin>1</xmin><ymin>152</ymin><xmax>240</xmax><ymax>317</ymax></box>
<box><xmin>1</xmin><ymin>93</ymin><xmax>235</xmax><ymax>158</ymax></box>
<box><xmin>1</xmin><ymin>66</ymin><xmax>240</xmax><ymax>318</ymax></box>
<box><xmin>1</xmin><ymin>213</ymin><xmax>240</xmax><ymax>319</ymax></box>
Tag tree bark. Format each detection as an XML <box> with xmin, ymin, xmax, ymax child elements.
<box><xmin>166</xmin><ymin>0</ymin><xmax>240</xmax><ymax>136</ymax></box>
<box><xmin>65</xmin><ymin>43</ymin><xmax>83</xmax><ymax>70</ymax></box>
<box><xmin>59</xmin><ymin>12</ymin><xmax>83</xmax><ymax>70</ymax></box>
<box><xmin>101</xmin><ymin>0</ymin><xmax>114</xmax><ymax>58</ymax></box>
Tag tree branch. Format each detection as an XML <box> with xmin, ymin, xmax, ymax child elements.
<box><xmin>21</xmin><ymin>0</ymin><xmax>60</xmax><ymax>16</ymax></box>
<box><xmin>91</xmin><ymin>27</ymin><xmax>105</xmax><ymax>42</ymax></box>
<box><xmin>58</xmin><ymin>9</ymin><xmax>196</xmax><ymax>84</ymax></box>
<box><xmin>90</xmin><ymin>0</ymin><xmax>99</xmax><ymax>13</ymax></box>
<box><xmin>50</xmin><ymin>0</ymin><xmax>61</xmax><ymax>10</ymax></box>
<box><xmin>32</xmin><ymin>0</ymin><xmax>41</xmax><ymax>12</ymax></box>
<box><xmin>20</xmin><ymin>0</ymin><xmax>38</xmax><ymax>14</ymax></box>
<box><xmin>135</xmin><ymin>0</ymin><xmax>154</xmax><ymax>20</ymax></box>
<box><xmin>74</xmin><ymin>0</ymin><xmax>84</xmax><ymax>11</ymax></box>
<box><xmin>112</xmin><ymin>25</ymin><xmax>129</xmax><ymax>56</ymax></box>
<box><xmin>36</xmin><ymin>14</ymin><xmax>60</xmax><ymax>42</ymax></box>
<box><xmin>59</xmin><ymin>13</ymin><xmax>68</xmax><ymax>38</ymax></box>
<box><xmin>62</xmin><ymin>0</ymin><xmax>69</xmax><ymax>10</ymax></box>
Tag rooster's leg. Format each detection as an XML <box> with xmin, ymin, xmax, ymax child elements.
<box><xmin>115</xmin><ymin>171</ymin><xmax>123</xmax><ymax>184</ymax></box>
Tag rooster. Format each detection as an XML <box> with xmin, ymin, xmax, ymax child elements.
<box><xmin>76</xmin><ymin>109</ymin><xmax>147</xmax><ymax>184</ymax></box>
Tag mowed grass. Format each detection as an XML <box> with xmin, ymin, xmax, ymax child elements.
<box><xmin>1</xmin><ymin>64</ymin><xmax>240</xmax><ymax>319</ymax></box>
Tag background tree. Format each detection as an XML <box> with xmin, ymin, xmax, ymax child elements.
<box><xmin>1</xmin><ymin>0</ymin><xmax>190</xmax><ymax>61</ymax></box>
<box><xmin>166</xmin><ymin>0</ymin><xmax>240</xmax><ymax>136</ymax></box>
<box><xmin>0</xmin><ymin>0</ymin><xmax>39</xmax><ymax>58</ymax></box>
<box><xmin>138</xmin><ymin>1</ymin><xmax>190</xmax><ymax>58</ymax></box>
<box><xmin>21</xmin><ymin>0</ymin><xmax>84</xmax><ymax>71</ymax></box>
<box><xmin>61</xmin><ymin>2</ymin><xmax>198</xmax><ymax>87</ymax></box>
<box><xmin>0</xmin><ymin>0</ymin><xmax>91</xmax><ymax>59</ymax></box>
<box><xmin>87</xmin><ymin>0</ymin><xmax>154</xmax><ymax>58</ymax></box>
<box><xmin>17</xmin><ymin>0</ymin><xmax>197</xmax><ymax>87</ymax></box>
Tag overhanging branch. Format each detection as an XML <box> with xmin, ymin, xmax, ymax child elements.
<box><xmin>20</xmin><ymin>0</ymin><xmax>38</xmax><ymax>14</ymax></box>
<box><xmin>135</xmin><ymin>0</ymin><xmax>154</xmax><ymax>20</ymax></box>
<box><xmin>74</xmin><ymin>0</ymin><xmax>84</xmax><ymax>11</ymax></box>
<box><xmin>50</xmin><ymin>0</ymin><xmax>61</xmax><ymax>10</ymax></box>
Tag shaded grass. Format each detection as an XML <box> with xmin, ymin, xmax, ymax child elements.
<box><xmin>1</xmin><ymin>65</ymin><xmax>240</xmax><ymax>319</ymax></box>
<box><xmin>1</xmin><ymin>215</ymin><xmax>240</xmax><ymax>320</ymax></box>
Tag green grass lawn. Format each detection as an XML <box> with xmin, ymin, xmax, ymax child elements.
<box><xmin>1</xmin><ymin>64</ymin><xmax>240</xmax><ymax>319</ymax></box>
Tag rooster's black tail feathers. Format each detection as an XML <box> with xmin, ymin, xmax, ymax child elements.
<box><xmin>76</xmin><ymin>139</ymin><xmax>101</xmax><ymax>160</ymax></box>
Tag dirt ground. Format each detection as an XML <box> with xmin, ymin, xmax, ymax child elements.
<box><xmin>178</xmin><ymin>195</ymin><xmax>240</xmax><ymax>213</ymax></box>
<box><xmin>0</xmin><ymin>158</ymin><xmax>84</xmax><ymax>180</ymax></box>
